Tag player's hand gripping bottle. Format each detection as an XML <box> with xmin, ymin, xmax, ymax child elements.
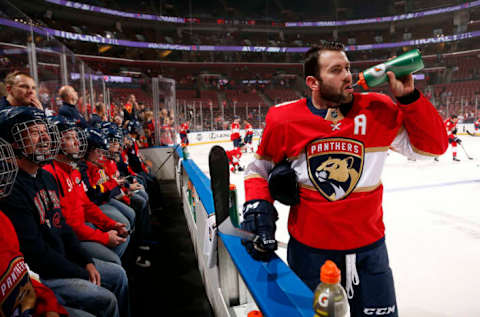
<box><xmin>354</xmin><ymin>49</ymin><xmax>424</xmax><ymax>90</ymax></box>
<box><xmin>313</xmin><ymin>260</ymin><xmax>350</xmax><ymax>317</ymax></box>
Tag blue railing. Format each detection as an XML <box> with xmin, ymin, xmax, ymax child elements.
<box><xmin>179</xmin><ymin>153</ymin><xmax>314</xmax><ymax>316</ymax></box>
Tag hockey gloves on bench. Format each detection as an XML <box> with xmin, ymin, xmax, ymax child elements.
<box><xmin>240</xmin><ymin>199</ymin><xmax>278</xmax><ymax>261</ymax></box>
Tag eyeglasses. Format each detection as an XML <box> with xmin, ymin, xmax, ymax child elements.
<box><xmin>13</xmin><ymin>84</ymin><xmax>36</xmax><ymax>90</ymax></box>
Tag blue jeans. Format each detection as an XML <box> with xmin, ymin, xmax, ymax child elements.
<box><xmin>99</xmin><ymin>204</ymin><xmax>132</xmax><ymax>231</ymax></box>
<box><xmin>65</xmin><ymin>307</ymin><xmax>96</xmax><ymax>317</ymax></box>
<box><xmin>134</xmin><ymin>189</ymin><xmax>149</xmax><ymax>205</ymax></box>
<box><xmin>130</xmin><ymin>192</ymin><xmax>151</xmax><ymax>244</ymax></box>
<box><xmin>43</xmin><ymin>258</ymin><xmax>130</xmax><ymax>317</ymax></box>
<box><xmin>106</xmin><ymin>199</ymin><xmax>136</xmax><ymax>228</ymax></box>
<box><xmin>81</xmin><ymin>237</ymin><xmax>130</xmax><ymax>265</ymax></box>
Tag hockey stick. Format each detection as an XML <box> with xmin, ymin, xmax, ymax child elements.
<box><xmin>466</xmin><ymin>130</ymin><xmax>476</xmax><ymax>136</ymax></box>
<box><xmin>209</xmin><ymin>145</ymin><xmax>287</xmax><ymax>249</ymax></box>
<box><xmin>154</xmin><ymin>143</ymin><xmax>181</xmax><ymax>175</ymax></box>
<box><xmin>460</xmin><ymin>143</ymin><xmax>474</xmax><ymax>160</ymax></box>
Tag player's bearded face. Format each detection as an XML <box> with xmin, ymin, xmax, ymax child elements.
<box><xmin>316</xmin><ymin>76</ymin><xmax>352</xmax><ymax>105</ymax></box>
<box><xmin>315</xmin><ymin>51</ymin><xmax>353</xmax><ymax>106</ymax></box>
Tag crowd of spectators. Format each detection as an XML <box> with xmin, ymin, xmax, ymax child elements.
<box><xmin>0</xmin><ymin>70</ymin><xmax>166</xmax><ymax>317</ymax></box>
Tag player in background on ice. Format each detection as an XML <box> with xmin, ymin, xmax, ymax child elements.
<box><xmin>243</xmin><ymin>121</ymin><xmax>254</xmax><ymax>153</ymax></box>
<box><xmin>241</xmin><ymin>42</ymin><xmax>448</xmax><ymax>316</ymax></box>
<box><xmin>226</xmin><ymin>147</ymin><xmax>244</xmax><ymax>173</ymax></box>
<box><xmin>179</xmin><ymin>120</ymin><xmax>190</xmax><ymax>145</ymax></box>
<box><xmin>0</xmin><ymin>137</ymin><xmax>69</xmax><ymax>317</ymax></box>
<box><xmin>473</xmin><ymin>117</ymin><xmax>480</xmax><ymax>136</ymax></box>
<box><xmin>445</xmin><ymin>114</ymin><xmax>461</xmax><ymax>161</ymax></box>
<box><xmin>230</xmin><ymin>116</ymin><xmax>242</xmax><ymax>149</ymax></box>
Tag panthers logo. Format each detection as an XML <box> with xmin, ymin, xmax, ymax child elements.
<box><xmin>306</xmin><ymin>138</ymin><xmax>364</xmax><ymax>201</ymax></box>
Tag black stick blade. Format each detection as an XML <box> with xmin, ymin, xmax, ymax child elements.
<box><xmin>209</xmin><ymin>145</ymin><xmax>230</xmax><ymax>225</ymax></box>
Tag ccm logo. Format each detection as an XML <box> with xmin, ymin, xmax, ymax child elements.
<box><xmin>363</xmin><ymin>306</ymin><xmax>396</xmax><ymax>315</ymax></box>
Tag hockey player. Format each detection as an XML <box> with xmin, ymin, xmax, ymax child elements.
<box><xmin>241</xmin><ymin>42</ymin><xmax>448</xmax><ymax>316</ymax></box>
<box><xmin>179</xmin><ymin>120</ymin><xmax>190</xmax><ymax>145</ymax></box>
<box><xmin>473</xmin><ymin>117</ymin><xmax>480</xmax><ymax>135</ymax></box>
<box><xmin>243</xmin><ymin>121</ymin><xmax>254</xmax><ymax>152</ymax></box>
<box><xmin>445</xmin><ymin>114</ymin><xmax>461</xmax><ymax>161</ymax></box>
<box><xmin>226</xmin><ymin>147</ymin><xmax>244</xmax><ymax>173</ymax></box>
<box><xmin>0</xmin><ymin>137</ymin><xmax>69</xmax><ymax>317</ymax></box>
<box><xmin>230</xmin><ymin>116</ymin><xmax>242</xmax><ymax>149</ymax></box>
<box><xmin>0</xmin><ymin>106</ymin><xmax>129</xmax><ymax>317</ymax></box>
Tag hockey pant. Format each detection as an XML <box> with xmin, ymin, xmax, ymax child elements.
<box><xmin>180</xmin><ymin>133</ymin><xmax>189</xmax><ymax>145</ymax></box>
<box><xmin>288</xmin><ymin>236</ymin><xmax>398</xmax><ymax>316</ymax></box>
<box><xmin>233</xmin><ymin>137</ymin><xmax>242</xmax><ymax>148</ymax></box>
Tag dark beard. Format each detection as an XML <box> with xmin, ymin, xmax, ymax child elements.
<box><xmin>317</xmin><ymin>77</ymin><xmax>351</xmax><ymax>105</ymax></box>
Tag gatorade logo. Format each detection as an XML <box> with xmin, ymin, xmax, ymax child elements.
<box><xmin>363</xmin><ymin>305</ymin><xmax>396</xmax><ymax>315</ymax></box>
<box><xmin>371</xmin><ymin>63</ymin><xmax>386</xmax><ymax>78</ymax></box>
<box><xmin>318</xmin><ymin>291</ymin><xmax>329</xmax><ymax>307</ymax></box>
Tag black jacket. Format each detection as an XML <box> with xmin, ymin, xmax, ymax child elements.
<box><xmin>58</xmin><ymin>102</ymin><xmax>89</xmax><ymax>128</ymax></box>
<box><xmin>0</xmin><ymin>96</ymin><xmax>12</xmax><ymax>109</ymax></box>
<box><xmin>0</xmin><ymin>168</ymin><xmax>93</xmax><ymax>280</ymax></box>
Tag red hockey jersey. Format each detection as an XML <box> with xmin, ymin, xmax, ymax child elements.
<box><xmin>180</xmin><ymin>122</ymin><xmax>189</xmax><ymax>135</ymax></box>
<box><xmin>230</xmin><ymin>122</ymin><xmax>240</xmax><ymax>141</ymax></box>
<box><xmin>444</xmin><ymin>117</ymin><xmax>458</xmax><ymax>136</ymax></box>
<box><xmin>245</xmin><ymin>92</ymin><xmax>448</xmax><ymax>250</ymax></box>
<box><xmin>245</xmin><ymin>122</ymin><xmax>253</xmax><ymax>136</ymax></box>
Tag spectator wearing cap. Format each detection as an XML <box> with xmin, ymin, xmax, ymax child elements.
<box><xmin>58</xmin><ymin>85</ymin><xmax>88</xmax><ymax>128</ymax></box>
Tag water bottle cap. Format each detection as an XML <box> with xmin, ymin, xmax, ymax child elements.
<box><xmin>357</xmin><ymin>73</ymin><xmax>369</xmax><ymax>90</ymax></box>
<box><xmin>247</xmin><ymin>310</ymin><xmax>263</xmax><ymax>317</ymax></box>
<box><xmin>320</xmin><ymin>260</ymin><xmax>341</xmax><ymax>284</ymax></box>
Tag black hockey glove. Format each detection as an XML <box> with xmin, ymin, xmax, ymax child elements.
<box><xmin>268</xmin><ymin>159</ymin><xmax>299</xmax><ymax>206</ymax></box>
<box><xmin>240</xmin><ymin>199</ymin><xmax>278</xmax><ymax>261</ymax></box>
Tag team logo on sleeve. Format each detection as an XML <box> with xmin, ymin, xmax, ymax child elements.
<box><xmin>306</xmin><ymin>138</ymin><xmax>364</xmax><ymax>201</ymax></box>
<box><xmin>0</xmin><ymin>256</ymin><xmax>35</xmax><ymax>317</ymax></box>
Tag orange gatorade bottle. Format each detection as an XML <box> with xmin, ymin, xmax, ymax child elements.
<box><xmin>313</xmin><ymin>260</ymin><xmax>350</xmax><ymax>317</ymax></box>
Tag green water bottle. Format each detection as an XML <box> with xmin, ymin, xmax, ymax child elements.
<box><xmin>182</xmin><ymin>143</ymin><xmax>190</xmax><ymax>159</ymax></box>
<box><xmin>355</xmin><ymin>49</ymin><xmax>424</xmax><ymax>90</ymax></box>
<box><xmin>228</xmin><ymin>184</ymin><xmax>240</xmax><ymax>228</ymax></box>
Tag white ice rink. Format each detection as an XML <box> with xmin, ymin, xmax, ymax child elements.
<box><xmin>189</xmin><ymin>136</ymin><xmax>480</xmax><ymax>316</ymax></box>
